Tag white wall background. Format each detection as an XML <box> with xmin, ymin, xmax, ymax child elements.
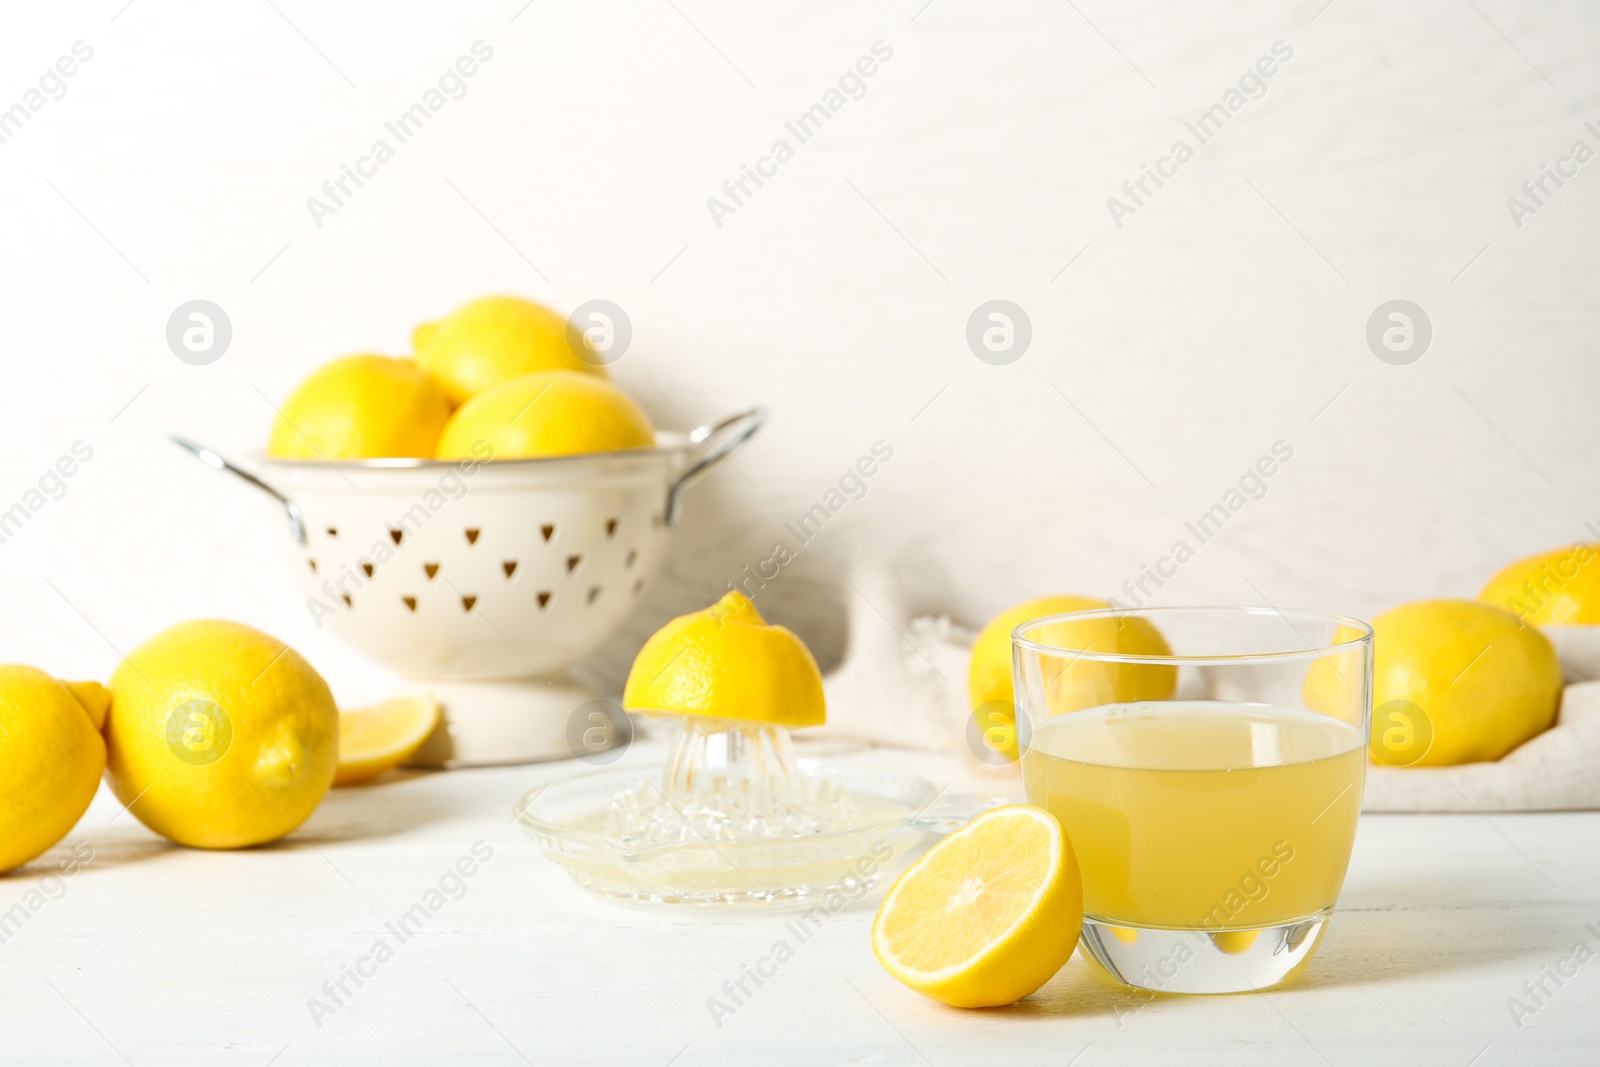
<box><xmin>0</xmin><ymin>0</ymin><xmax>1596</xmax><ymax>702</ymax></box>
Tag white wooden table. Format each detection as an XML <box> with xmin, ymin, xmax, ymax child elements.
<box><xmin>3</xmin><ymin>739</ymin><xmax>1597</xmax><ymax>1066</ymax></box>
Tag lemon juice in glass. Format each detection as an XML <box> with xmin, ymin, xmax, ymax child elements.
<box><xmin>1013</xmin><ymin>606</ymin><xmax>1372</xmax><ymax>993</ymax></box>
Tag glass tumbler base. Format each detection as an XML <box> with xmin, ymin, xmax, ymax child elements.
<box><xmin>1078</xmin><ymin>911</ymin><xmax>1331</xmax><ymax>994</ymax></box>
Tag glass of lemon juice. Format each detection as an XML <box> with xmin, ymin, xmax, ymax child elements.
<box><xmin>1013</xmin><ymin>606</ymin><xmax>1372</xmax><ymax>994</ymax></box>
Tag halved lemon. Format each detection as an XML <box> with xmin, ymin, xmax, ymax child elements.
<box><xmin>333</xmin><ymin>695</ymin><xmax>440</xmax><ymax>787</ymax></box>
<box><xmin>871</xmin><ymin>805</ymin><xmax>1083</xmax><ymax>1007</ymax></box>
<box><xmin>622</xmin><ymin>591</ymin><xmax>825</xmax><ymax>728</ymax></box>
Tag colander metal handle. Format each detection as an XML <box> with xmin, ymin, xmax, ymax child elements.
<box><xmin>665</xmin><ymin>405</ymin><xmax>768</xmax><ymax>526</ymax></box>
<box><xmin>170</xmin><ymin>437</ymin><xmax>309</xmax><ymax>546</ymax></box>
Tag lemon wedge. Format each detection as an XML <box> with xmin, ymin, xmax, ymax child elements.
<box><xmin>334</xmin><ymin>695</ymin><xmax>440</xmax><ymax>787</ymax></box>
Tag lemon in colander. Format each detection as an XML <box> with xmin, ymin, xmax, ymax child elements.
<box><xmin>414</xmin><ymin>295</ymin><xmax>604</xmax><ymax>405</ymax></box>
<box><xmin>435</xmin><ymin>370</ymin><xmax>652</xmax><ymax>460</ymax></box>
<box><xmin>267</xmin><ymin>354</ymin><xmax>452</xmax><ymax>460</ymax></box>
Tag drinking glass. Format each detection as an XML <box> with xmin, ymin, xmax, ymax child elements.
<box><xmin>1013</xmin><ymin>606</ymin><xmax>1372</xmax><ymax>994</ymax></box>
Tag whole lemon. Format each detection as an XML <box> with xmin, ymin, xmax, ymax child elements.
<box><xmin>1479</xmin><ymin>544</ymin><xmax>1600</xmax><ymax>625</ymax></box>
<box><xmin>105</xmin><ymin>620</ymin><xmax>338</xmax><ymax>849</ymax></box>
<box><xmin>1297</xmin><ymin>624</ymin><xmax>1372</xmax><ymax>729</ymax></box>
<box><xmin>970</xmin><ymin>596</ymin><xmax>1109</xmax><ymax>710</ymax></box>
<box><xmin>968</xmin><ymin>596</ymin><xmax>1176</xmax><ymax>760</ymax></box>
<box><xmin>0</xmin><ymin>667</ymin><xmax>107</xmax><ymax>873</ymax></box>
<box><xmin>435</xmin><ymin>370</ymin><xmax>653</xmax><ymax>460</ymax></box>
<box><xmin>266</xmin><ymin>354</ymin><xmax>453</xmax><ymax>460</ymax></box>
<box><xmin>414</xmin><ymin>295</ymin><xmax>605</xmax><ymax>405</ymax></box>
<box><xmin>623</xmin><ymin>591</ymin><xmax>825</xmax><ymax>728</ymax></box>
<box><xmin>1319</xmin><ymin>599</ymin><xmax>1560</xmax><ymax>766</ymax></box>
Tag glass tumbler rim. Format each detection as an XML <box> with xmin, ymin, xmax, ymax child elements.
<box><xmin>1011</xmin><ymin>604</ymin><xmax>1374</xmax><ymax>666</ymax></box>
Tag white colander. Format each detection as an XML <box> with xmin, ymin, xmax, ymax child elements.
<box><xmin>174</xmin><ymin>406</ymin><xmax>764</xmax><ymax>767</ymax></box>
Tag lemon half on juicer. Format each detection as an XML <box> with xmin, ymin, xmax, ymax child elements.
<box><xmin>623</xmin><ymin>591</ymin><xmax>825</xmax><ymax>729</ymax></box>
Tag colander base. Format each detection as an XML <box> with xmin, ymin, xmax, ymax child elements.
<box><xmin>407</xmin><ymin>675</ymin><xmax>612</xmax><ymax>767</ymax></box>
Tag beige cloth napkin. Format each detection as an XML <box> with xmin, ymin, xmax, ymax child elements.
<box><xmin>819</xmin><ymin>565</ymin><xmax>1600</xmax><ymax>812</ymax></box>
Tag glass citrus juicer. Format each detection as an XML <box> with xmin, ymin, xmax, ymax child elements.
<box><xmin>516</xmin><ymin>592</ymin><xmax>990</xmax><ymax>909</ymax></box>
